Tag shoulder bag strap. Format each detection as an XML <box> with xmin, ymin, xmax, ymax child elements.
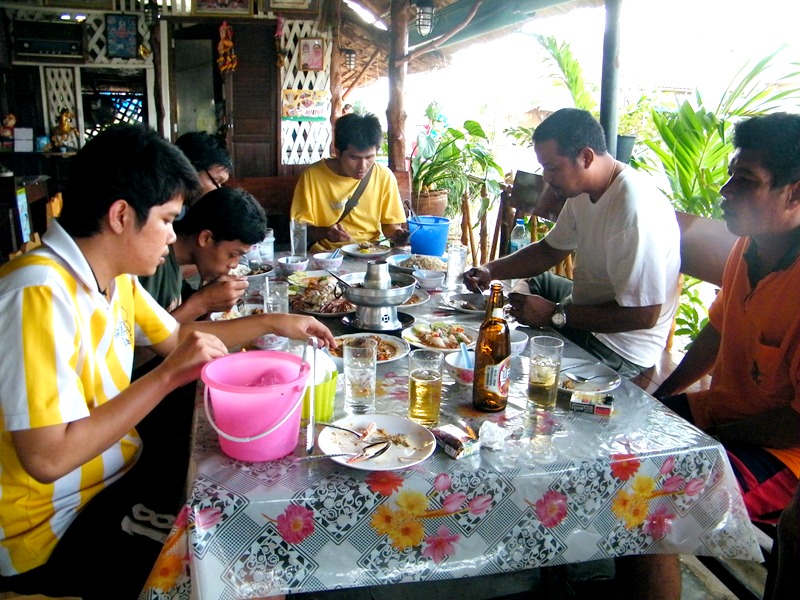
<box><xmin>335</xmin><ymin>164</ymin><xmax>374</xmax><ymax>225</ymax></box>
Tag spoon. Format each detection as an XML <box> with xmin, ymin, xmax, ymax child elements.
<box><xmin>563</xmin><ymin>371</ymin><xmax>619</xmax><ymax>384</ymax></box>
<box><xmin>325</xmin><ymin>270</ymin><xmax>352</xmax><ymax>288</ymax></box>
<box><xmin>297</xmin><ymin>440</ymin><xmax>391</xmax><ymax>463</ymax></box>
<box><xmin>329</xmin><ymin>247</ymin><xmax>342</xmax><ymax>259</ymax></box>
<box><xmin>460</xmin><ymin>341</ymin><xmax>473</xmax><ymax>368</ymax></box>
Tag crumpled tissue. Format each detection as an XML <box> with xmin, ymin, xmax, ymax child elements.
<box><xmin>479</xmin><ymin>421</ymin><xmax>509</xmax><ymax>450</ymax></box>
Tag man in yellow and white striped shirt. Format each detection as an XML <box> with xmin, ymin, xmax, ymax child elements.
<box><xmin>0</xmin><ymin>124</ymin><xmax>334</xmax><ymax>599</ymax></box>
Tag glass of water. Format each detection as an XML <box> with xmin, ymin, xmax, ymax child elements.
<box><xmin>343</xmin><ymin>337</ymin><xmax>377</xmax><ymax>415</ymax></box>
<box><xmin>446</xmin><ymin>243</ymin><xmax>468</xmax><ymax>290</ymax></box>
<box><xmin>263</xmin><ymin>280</ymin><xmax>289</xmax><ymax>314</ymax></box>
<box><xmin>290</xmin><ymin>219</ymin><xmax>308</xmax><ymax>257</ymax></box>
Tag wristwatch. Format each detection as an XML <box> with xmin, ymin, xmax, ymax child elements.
<box><xmin>551</xmin><ymin>302</ymin><xmax>567</xmax><ymax>328</ymax></box>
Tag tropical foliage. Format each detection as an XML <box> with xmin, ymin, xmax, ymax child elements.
<box><xmin>534</xmin><ymin>34</ymin><xmax>597</xmax><ymax>112</ymax></box>
<box><xmin>411</xmin><ymin>102</ymin><xmax>504</xmax><ymax>217</ymax></box>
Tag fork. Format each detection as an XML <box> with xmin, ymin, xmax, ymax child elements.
<box><xmin>297</xmin><ymin>441</ymin><xmax>390</xmax><ymax>462</ymax></box>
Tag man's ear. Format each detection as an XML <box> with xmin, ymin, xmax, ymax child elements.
<box><xmin>579</xmin><ymin>147</ymin><xmax>595</xmax><ymax>170</ymax></box>
<box><xmin>107</xmin><ymin>199</ymin><xmax>131</xmax><ymax>234</ymax></box>
<box><xmin>786</xmin><ymin>180</ymin><xmax>800</xmax><ymax>209</ymax></box>
<box><xmin>197</xmin><ymin>229</ymin><xmax>215</xmax><ymax>247</ymax></box>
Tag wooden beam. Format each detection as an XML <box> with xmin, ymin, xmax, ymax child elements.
<box><xmin>386</xmin><ymin>0</ymin><xmax>410</xmax><ymax>171</ymax></box>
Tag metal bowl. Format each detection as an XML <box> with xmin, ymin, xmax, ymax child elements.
<box><xmin>340</xmin><ymin>273</ymin><xmax>416</xmax><ymax>307</ymax></box>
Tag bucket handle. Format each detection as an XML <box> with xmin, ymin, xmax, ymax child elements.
<box><xmin>204</xmin><ymin>385</ymin><xmax>304</xmax><ymax>444</ymax></box>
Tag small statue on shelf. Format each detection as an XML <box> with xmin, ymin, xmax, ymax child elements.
<box><xmin>1</xmin><ymin>113</ymin><xmax>15</xmax><ymax>139</ymax></box>
<box><xmin>51</xmin><ymin>108</ymin><xmax>78</xmax><ymax>151</ymax></box>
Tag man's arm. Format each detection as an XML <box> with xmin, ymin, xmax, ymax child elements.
<box><xmin>169</xmin><ymin>275</ymin><xmax>248</xmax><ymax>322</ymax></box>
<box><xmin>709</xmin><ymin>406</ymin><xmax>800</xmax><ymax>449</ymax></box>
<box><xmin>464</xmin><ymin>239</ymin><xmax>572</xmax><ymax>291</ymax></box>
<box><xmin>508</xmin><ymin>294</ymin><xmax>661</xmax><ymax>332</ymax></box>
<box><xmin>653</xmin><ymin>323</ymin><xmax>720</xmax><ymax>399</ymax></box>
<box><xmin>11</xmin><ymin>330</ymin><xmax>227</xmax><ymax>483</ymax></box>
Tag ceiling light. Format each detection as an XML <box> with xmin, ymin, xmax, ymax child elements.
<box><xmin>414</xmin><ymin>1</ymin><xmax>435</xmax><ymax>37</ymax></box>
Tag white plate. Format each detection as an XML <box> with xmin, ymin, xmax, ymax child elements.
<box><xmin>401</xmin><ymin>322</ymin><xmax>478</xmax><ymax>353</ymax></box>
<box><xmin>317</xmin><ymin>414</ymin><xmax>436</xmax><ymax>471</ymax></box>
<box><xmin>386</xmin><ymin>254</ymin><xmax>448</xmax><ymax>273</ymax></box>
<box><xmin>328</xmin><ymin>333</ymin><xmax>411</xmax><ymax>365</ymax></box>
<box><xmin>340</xmin><ymin>243</ymin><xmax>392</xmax><ymax>259</ymax></box>
<box><xmin>442</xmin><ymin>292</ymin><xmax>486</xmax><ymax>315</ymax></box>
<box><xmin>401</xmin><ymin>288</ymin><xmax>431</xmax><ymax>308</ymax></box>
<box><xmin>558</xmin><ymin>361</ymin><xmax>621</xmax><ymax>393</ymax></box>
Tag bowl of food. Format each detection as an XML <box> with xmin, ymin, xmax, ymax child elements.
<box><xmin>245</xmin><ymin>264</ymin><xmax>273</xmax><ymax>291</ymax></box>
<box><xmin>445</xmin><ymin>351</ymin><xmax>475</xmax><ymax>385</ymax></box>
<box><xmin>414</xmin><ymin>269</ymin><xmax>445</xmax><ymax>290</ymax></box>
<box><xmin>510</xmin><ymin>329</ymin><xmax>529</xmax><ymax>356</ymax></box>
<box><xmin>278</xmin><ymin>255</ymin><xmax>309</xmax><ymax>274</ymax></box>
<box><xmin>312</xmin><ymin>251</ymin><xmax>344</xmax><ymax>271</ymax></box>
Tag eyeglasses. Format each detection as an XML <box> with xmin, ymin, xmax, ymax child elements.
<box><xmin>205</xmin><ymin>169</ymin><xmax>222</xmax><ymax>189</ymax></box>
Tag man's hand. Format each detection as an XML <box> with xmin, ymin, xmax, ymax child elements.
<box><xmin>269</xmin><ymin>314</ymin><xmax>337</xmax><ymax>349</ymax></box>
<box><xmin>192</xmin><ymin>275</ymin><xmax>248</xmax><ymax>313</ymax></box>
<box><xmin>325</xmin><ymin>224</ymin><xmax>352</xmax><ymax>243</ymax></box>
<box><xmin>463</xmin><ymin>266</ymin><xmax>493</xmax><ymax>293</ymax></box>
<box><xmin>508</xmin><ymin>292</ymin><xmax>556</xmax><ymax>328</ymax></box>
<box><xmin>390</xmin><ymin>228</ymin><xmax>410</xmax><ymax>245</ymax></box>
<box><xmin>159</xmin><ymin>330</ymin><xmax>229</xmax><ymax>388</ymax></box>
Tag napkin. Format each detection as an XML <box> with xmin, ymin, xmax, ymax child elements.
<box><xmin>478</xmin><ymin>420</ymin><xmax>509</xmax><ymax>450</ymax></box>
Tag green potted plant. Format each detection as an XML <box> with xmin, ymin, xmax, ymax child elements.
<box><xmin>410</xmin><ymin>102</ymin><xmax>504</xmax><ymax>217</ymax></box>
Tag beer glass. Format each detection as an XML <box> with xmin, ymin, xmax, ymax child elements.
<box><xmin>263</xmin><ymin>280</ymin><xmax>289</xmax><ymax>314</ymax></box>
<box><xmin>527</xmin><ymin>336</ymin><xmax>563</xmax><ymax>410</ymax></box>
<box><xmin>408</xmin><ymin>349</ymin><xmax>443</xmax><ymax>427</ymax></box>
<box><xmin>343</xmin><ymin>337</ymin><xmax>377</xmax><ymax>415</ymax></box>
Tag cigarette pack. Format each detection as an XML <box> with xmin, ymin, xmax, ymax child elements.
<box><xmin>431</xmin><ymin>424</ymin><xmax>480</xmax><ymax>459</ymax></box>
<box><xmin>569</xmin><ymin>392</ymin><xmax>614</xmax><ymax>416</ymax></box>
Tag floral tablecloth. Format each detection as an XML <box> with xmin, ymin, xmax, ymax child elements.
<box><xmin>139</xmin><ymin>308</ymin><xmax>762</xmax><ymax>599</ymax></box>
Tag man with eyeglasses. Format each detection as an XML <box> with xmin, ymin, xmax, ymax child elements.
<box><xmin>175</xmin><ymin>131</ymin><xmax>232</xmax><ymax>202</ymax></box>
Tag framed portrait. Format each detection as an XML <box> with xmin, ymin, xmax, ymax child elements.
<box><xmin>298</xmin><ymin>38</ymin><xmax>324</xmax><ymax>72</ymax></box>
<box><xmin>265</xmin><ymin>0</ymin><xmax>319</xmax><ymax>13</ymax></box>
<box><xmin>105</xmin><ymin>14</ymin><xmax>138</xmax><ymax>59</ymax></box>
<box><xmin>44</xmin><ymin>0</ymin><xmax>114</xmax><ymax>8</ymax></box>
<box><xmin>193</xmin><ymin>0</ymin><xmax>254</xmax><ymax>17</ymax></box>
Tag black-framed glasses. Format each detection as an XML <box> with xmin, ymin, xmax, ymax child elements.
<box><xmin>205</xmin><ymin>169</ymin><xmax>222</xmax><ymax>189</ymax></box>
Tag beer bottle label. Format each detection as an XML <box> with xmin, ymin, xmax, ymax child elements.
<box><xmin>482</xmin><ymin>355</ymin><xmax>511</xmax><ymax>397</ymax></box>
<box><xmin>491</xmin><ymin>308</ymin><xmax>504</xmax><ymax>319</ymax></box>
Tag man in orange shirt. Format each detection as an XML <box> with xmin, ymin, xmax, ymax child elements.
<box><xmin>646</xmin><ymin>112</ymin><xmax>800</xmax><ymax>599</ymax></box>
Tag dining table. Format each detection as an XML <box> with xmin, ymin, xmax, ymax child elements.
<box><xmin>138</xmin><ymin>252</ymin><xmax>763</xmax><ymax>600</ymax></box>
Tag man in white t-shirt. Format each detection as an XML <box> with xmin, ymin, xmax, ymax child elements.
<box><xmin>465</xmin><ymin>108</ymin><xmax>681</xmax><ymax>376</ymax></box>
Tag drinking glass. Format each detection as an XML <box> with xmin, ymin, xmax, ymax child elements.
<box><xmin>446</xmin><ymin>242</ymin><xmax>468</xmax><ymax>290</ymax></box>
<box><xmin>343</xmin><ymin>337</ymin><xmax>377</xmax><ymax>415</ymax></box>
<box><xmin>527</xmin><ymin>336</ymin><xmax>564</xmax><ymax>410</ymax></box>
<box><xmin>408</xmin><ymin>349</ymin><xmax>443</xmax><ymax>427</ymax></box>
<box><xmin>290</xmin><ymin>219</ymin><xmax>308</xmax><ymax>257</ymax></box>
<box><xmin>263</xmin><ymin>280</ymin><xmax>289</xmax><ymax>314</ymax></box>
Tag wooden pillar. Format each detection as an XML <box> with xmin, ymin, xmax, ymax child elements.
<box><xmin>387</xmin><ymin>0</ymin><xmax>410</xmax><ymax>171</ymax></box>
<box><xmin>330</xmin><ymin>27</ymin><xmax>343</xmax><ymax>127</ymax></box>
<box><xmin>599</xmin><ymin>0</ymin><xmax>622</xmax><ymax>156</ymax></box>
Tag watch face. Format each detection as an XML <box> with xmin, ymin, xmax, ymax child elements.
<box><xmin>551</xmin><ymin>309</ymin><xmax>566</xmax><ymax>327</ymax></box>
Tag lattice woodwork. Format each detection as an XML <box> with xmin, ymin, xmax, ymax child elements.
<box><xmin>280</xmin><ymin>19</ymin><xmax>332</xmax><ymax>165</ymax></box>
<box><xmin>43</xmin><ymin>67</ymin><xmax>81</xmax><ymax>145</ymax></box>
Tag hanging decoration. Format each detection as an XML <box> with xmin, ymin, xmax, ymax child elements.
<box><xmin>275</xmin><ymin>17</ymin><xmax>288</xmax><ymax>68</ymax></box>
<box><xmin>217</xmin><ymin>21</ymin><xmax>238</xmax><ymax>74</ymax></box>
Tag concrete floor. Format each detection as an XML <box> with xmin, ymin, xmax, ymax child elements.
<box><xmin>289</xmin><ymin>555</ymin><xmax>766</xmax><ymax>600</ymax></box>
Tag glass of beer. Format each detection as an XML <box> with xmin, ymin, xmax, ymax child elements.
<box><xmin>343</xmin><ymin>337</ymin><xmax>378</xmax><ymax>415</ymax></box>
<box><xmin>527</xmin><ymin>336</ymin><xmax>564</xmax><ymax>411</ymax></box>
<box><xmin>408</xmin><ymin>349</ymin><xmax>443</xmax><ymax>427</ymax></box>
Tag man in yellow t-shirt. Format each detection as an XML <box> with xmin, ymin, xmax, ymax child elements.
<box><xmin>291</xmin><ymin>113</ymin><xmax>408</xmax><ymax>253</ymax></box>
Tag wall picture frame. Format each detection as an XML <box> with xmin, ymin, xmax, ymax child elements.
<box><xmin>298</xmin><ymin>38</ymin><xmax>324</xmax><ymax>71</ymax></box>
<box><xmin>265</xmin><ymin>0</ymin><xmax>319</xmax><ymax>13</ymax></box>
<box><xmin>105</xmin><ymin>14</ymin><xmax>139</xmax><ymax>59</ymax></box>
<box><xmin>193</xmin><ymin>0</ymin><xmax>254</xmax><ymax>17</ymax></box>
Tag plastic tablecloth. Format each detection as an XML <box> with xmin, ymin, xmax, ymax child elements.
<box><xmin>139</xmin><ymin>267</ymin><xmax>762</xmax><ymax>599</ymax></box>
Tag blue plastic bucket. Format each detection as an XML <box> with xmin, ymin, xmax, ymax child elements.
<box><xmin>408</xmin><ymin>216</ymin><xmax>451</xmax><ymax>257</ymax></box>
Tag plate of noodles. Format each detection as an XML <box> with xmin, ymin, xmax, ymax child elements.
<box><xmin>386</xmin><ymin>254</ymin><xmax>447</xmax><ymax>274</ymax></box>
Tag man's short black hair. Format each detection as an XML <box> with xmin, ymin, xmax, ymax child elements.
<box><xmin>59</xmin><ymin>124</ymin><xmax>199</xmax><ymax>237</ymax></box>
<box><xmin>334</xmin><ymin>113</ymin><xmax>383</xmax><ymax>154</ymax></box>
<box><xmin>176</xmin><ymin>187</ymin><xmax>267</xmax><ymax>246</ymax></box>
<box><xmin>175</xmin><ymin>131</ymin><xmax>233</xmax><ymax>173</ymax></box>
<box><xmin>533</xmin><ymin>108</ymin><xmax>608</xmax><ymax>159</ymax></box>
<box><xmin>733</xmin><ymin>113</ymin><xmax>800</xmax><ymax>188</ymax></box>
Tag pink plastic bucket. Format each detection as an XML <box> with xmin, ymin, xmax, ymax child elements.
<box><xmin>201</xmin><ymin>351</ymin><xmax>310</xmax><ymax>462</ymax></box>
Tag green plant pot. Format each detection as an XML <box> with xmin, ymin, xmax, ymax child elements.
<box><xmin>616</xmin><ymin>135</ymin><xmax>636</xmax><ymax>164</ymax></box>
